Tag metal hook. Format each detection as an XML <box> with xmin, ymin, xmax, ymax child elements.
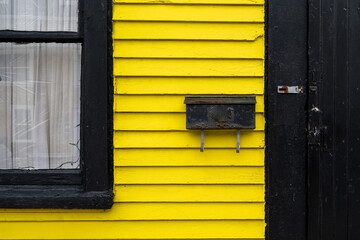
<box><xmin>200</xmin><ymin>129</ymin><xmax>204</xmax><ymax>152</ymax></box>
<box><xmin>236</xmin><ymin>129</ymin><xmax>240</xmax><ymax>153</ymax></box>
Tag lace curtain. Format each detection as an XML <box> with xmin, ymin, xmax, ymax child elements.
<box><xmin>0</xmin><ymin>0</ymin><xmax>81</xmax><ymax>169</ymax></box>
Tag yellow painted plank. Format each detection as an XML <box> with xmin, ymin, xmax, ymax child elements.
<box><xmin>0</xmin><ymin>203</ymin><xmax>264</xmax><ymax>221</ymax></box>
<box><xmin>114</xmin><ymin>77</ymin><xmax>264</xmax><ymax>95</ymax></box>
<box><xmin>114</xmin><ymin>95</ymin><xmax>264</xmax><ymax>113</ymax></box>
<box><xmin>114</xmin><ymin>131</ymin><xmax>264</xmax><ymax>148</ymax></box>
<box><xmin>114</xmin><ymin>0</ymin><xmax>265</xmax><ymax>5</ymax></box>
<box><xmin>115</xmin><ymin>184</ymin><xmax>264</xmax><ymax>202</ymax></box>
<box><xmin>0</xmin><ymin>220</ymin><xmax>265</xmax><ymax>239</ymax></box>
<box><xmin>114</xmin><ymin>113</ymin><xmax>264</xmax><ymax>131</ymax></box>
<box><xmin>113</xmin><ymin>5</ymin><xmax>264</xmax><ymax>22</ymax></box>
<box><xmin>114</xmin><ymin>39</ymin><xmax>264</xmax><ymax>59</ymax></box>
<box><xmin>113</xmin><ymin>22</ymin><xmax>264</xmax><ymax>41</ymax></box>
<box><xmin>114</xmin><ymin>149</ymin><xmax>264</xmax><ymax>166</ymax></box>
<box><xmin>114</xmin><ymin>59</ymin><xmax>264</xmax><ymax>77</ymax></box>
<box><xmin>115</xmin><ymin>166</ymin><xmax>264</xmax><ymax>184</ymax></box>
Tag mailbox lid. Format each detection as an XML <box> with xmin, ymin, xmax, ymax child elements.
<box><xmin>184</xmin><ymin>96</ymin><xmax>256</xmax><ymax>105</ymax></box>
<box><xmin>184</xmin><ymin>97</ymin><xmax>256</xmax><ymax>129</ymax></box>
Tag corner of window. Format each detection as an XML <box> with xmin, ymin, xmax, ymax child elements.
<box><xmin>0</xmin><ymin>0</ymin><xmax>113</xmax><ymax>209</ymax></box>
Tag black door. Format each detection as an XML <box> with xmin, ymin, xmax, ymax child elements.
<box><xmin>308</xmin><ymin>0</ymin><xmax>360</xmax><ymax>239</ymax></box>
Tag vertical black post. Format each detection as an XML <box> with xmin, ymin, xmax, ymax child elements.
<box><xmin>266</xmin><ymin>0</ymin><xmax>308</xmax><ymax>239</ymax></box>
<box><xmin>82</xmin><ymin>0</ymin><xmax>113</xmax><ymax>191</ymax></box>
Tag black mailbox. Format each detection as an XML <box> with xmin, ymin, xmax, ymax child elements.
<box><xmin>184</xmin><ymin>96</ymin><xmax>256</xmax><ymax>129</ymax></box>
<box><xmin>184</xmin><ymin>96</ymin><xmax>256</xmax><ymax>153</ymax></box>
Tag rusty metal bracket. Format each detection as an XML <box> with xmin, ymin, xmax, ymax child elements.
<box><xmin>200</xmin><ymin>129</ymin><xmax>205</xmax><ymax>152</ymax></box>
<box><xmin>236</xmin><ymin>129</ymin><xmax>240</xmax><ymax>153</ymax></box>
<box><xmin>277</xmin><ymin>86</ymin><xmax>304</xmax><ymax>94</ymax></box>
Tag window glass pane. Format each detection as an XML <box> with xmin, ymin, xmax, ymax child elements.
<box><xmin>0</xmin><ymin>43</ymin><xmax>81</xmax><ymax>169</ymax></box>
<box><xmin>0</xmin><ymin>0</ymin><xmax>78</xmax><ymax>32</ymax></box>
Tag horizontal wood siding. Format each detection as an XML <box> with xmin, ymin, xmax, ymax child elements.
<box><xmin>0</xmin><ymin>1</ymin><xmax>265</xmax><ymax>239</ymax></box>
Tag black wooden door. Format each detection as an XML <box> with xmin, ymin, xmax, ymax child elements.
<box><xmin>308</xmin><ymin>0</ymin><xmax>360</xmax><ymax>239</ymax></box>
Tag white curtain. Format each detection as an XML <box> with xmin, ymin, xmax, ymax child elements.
<box><xmin>0</xmin><ymin>0</ymin><xmax>78</xmax><ymax>32</ymax></box>
<box><xmin>0</xmin><ymin>1</ymin><xmax>80</xmax><ymax>169</ymax></box>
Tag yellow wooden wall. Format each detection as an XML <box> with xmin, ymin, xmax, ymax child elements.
<box><xmin>0</xmin><ymin>0</ymin><xmax>265</xmax><ymax>239</ymax></box>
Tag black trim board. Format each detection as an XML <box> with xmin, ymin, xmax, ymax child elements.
<box><xmin>0</xmin><ymin>186</ymin><xmax>113</xmax><ymax>209</ymax></box>
<box><xmin>81</xmin><ymin>0</ymin><xmax>113</xmax><ymax>192</ymax></box>
<box><xmin>0</xmin><ymin>31</ymin><xmax>81</xmax><ymax>43</ymax></box>
<box><xmin>266</xmin><ymin>0</ymin><xmax>308</xmax><ymax>239</ymax></box>
<box><xmin>0</xmin><ymin>170</ymin><xmax>82</xmax><ymax>185</ymax></box>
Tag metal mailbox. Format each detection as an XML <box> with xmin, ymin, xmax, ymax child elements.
<box><xmin>184</xmin><ymin>96</ymin><xmax>256</xmax><ymax>153</ymax></box>
<box><xmin>184</xmin><ymin>96</ymin><xmax>256</xmax><ymax>129</ymax></box>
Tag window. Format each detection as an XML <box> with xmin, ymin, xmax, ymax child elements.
<box><xmin>0</xmin><ymin>0</ymin><xmax>113</xmax><ymax>209</ymax></box>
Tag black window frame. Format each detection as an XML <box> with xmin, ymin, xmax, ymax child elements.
<box><xmin>0</xmin><ymin>0</ymin><xmax>114</xmax><ymax>209</ymax></box>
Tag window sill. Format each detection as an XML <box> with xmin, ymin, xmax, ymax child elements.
<box><xmin>0</xmin><ymin>185</ymin><xmax>113</xmax><ymax>209</ymax></box>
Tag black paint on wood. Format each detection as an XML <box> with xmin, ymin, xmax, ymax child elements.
<box><xmin>81</xmin><ymin>0</ymin><xmax>113</xmax><ymax>192</ymax></box>
<box><xmin>0</xmin><ymin>170</ymin><xmax>82</xmax><ymax>185</ymax></box>
<box><xmin>0</xmin><ymin>186</ymin><xmax>113</xmax><ymax>209</ymax></box>
<box><xmin>0</xmin><ymin>31</ymin><xmax>81</xmax><ymax>43</ymax></box>
<box><xmin>266</xmin><ymin>0</ymin><xmax>308</xmax><ymax>239</ymax></box>
<box><xmin>308</xmin><ymin>0</ymin><xmax>360</xmax><ymax>239</ymax></box>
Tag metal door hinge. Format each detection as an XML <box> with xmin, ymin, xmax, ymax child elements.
<box><xmin>277</xmin><ymin>86</ymin><xmax>304</xmax><ymax>94</ymax></box>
